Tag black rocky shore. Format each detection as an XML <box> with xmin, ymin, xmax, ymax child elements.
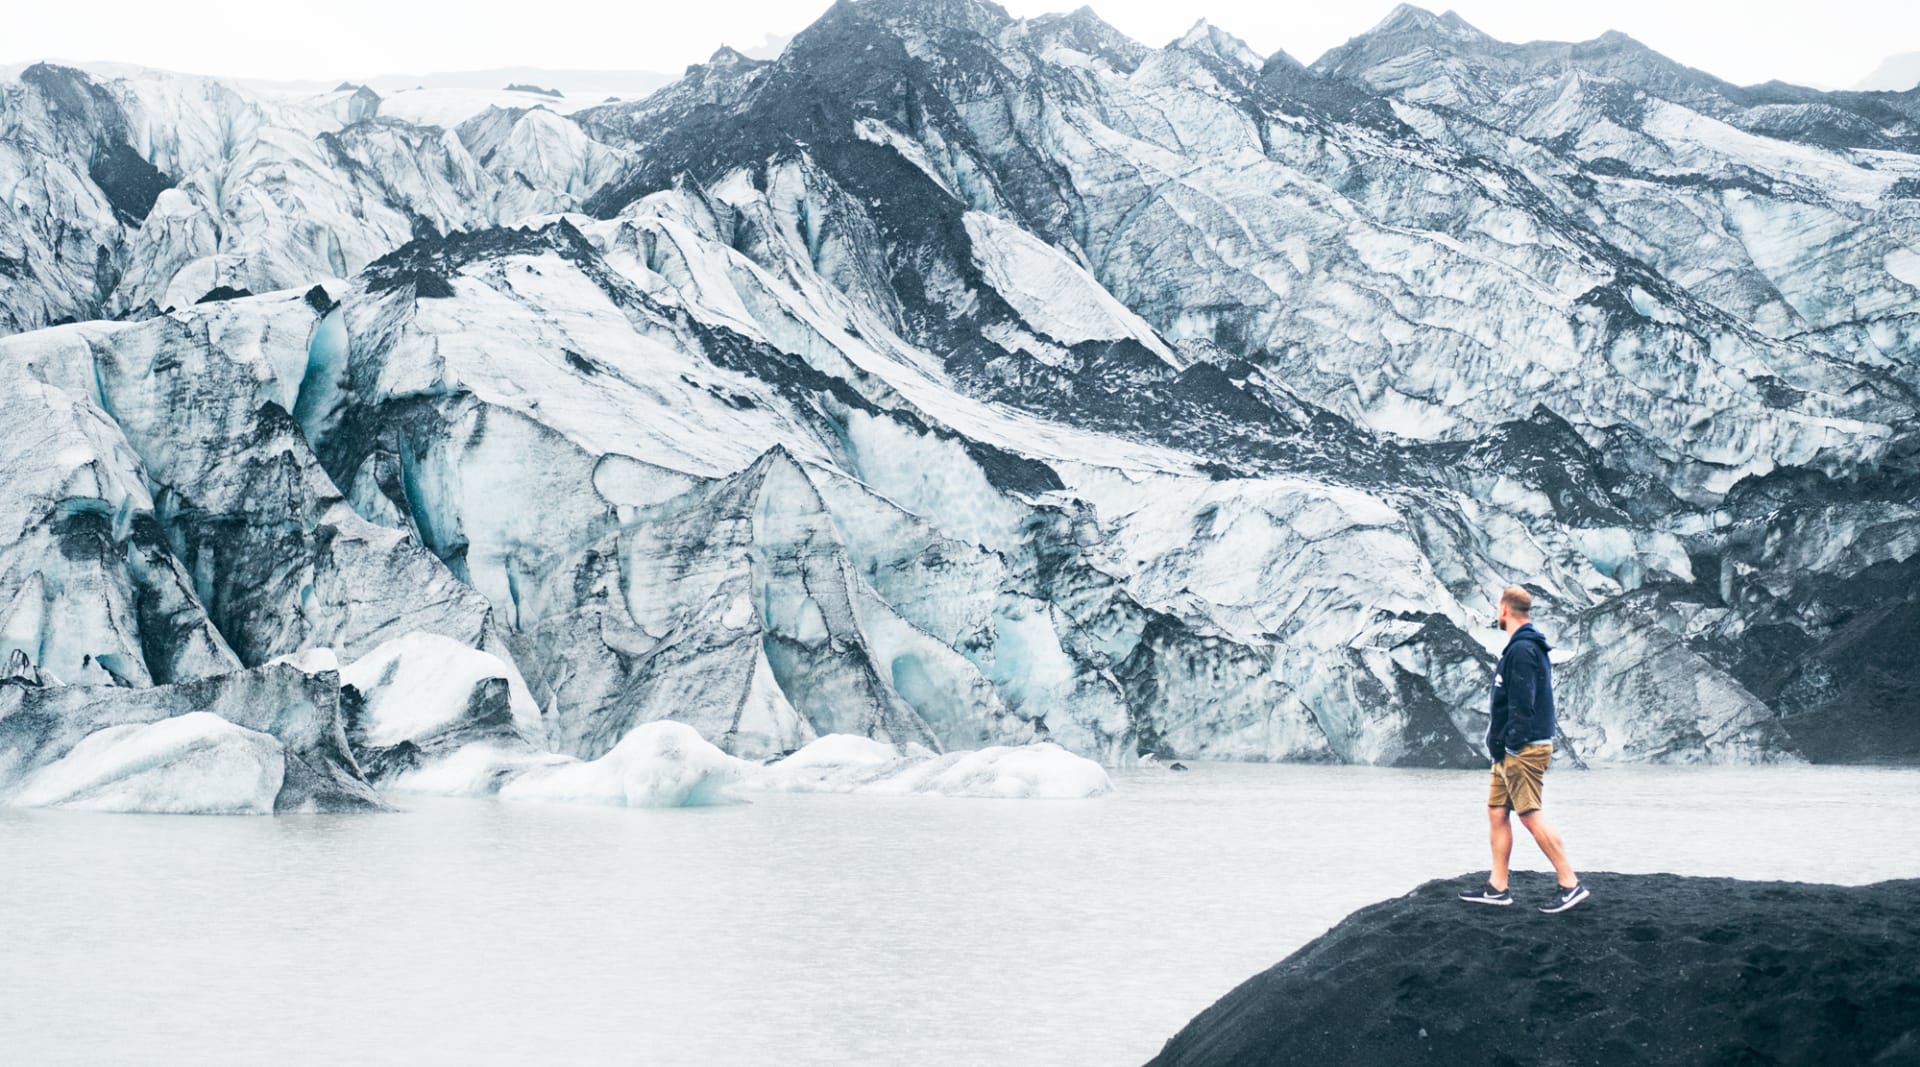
<box><xmin>1149</xmin><ymin>872</ymin><xmax>1920</xmax><ymax>1066</ymax></box>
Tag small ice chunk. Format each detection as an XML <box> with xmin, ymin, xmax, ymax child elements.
<box><xmin>754</xmin><ymin>733</ymin><xmax>909</xmax><ymax>792</ymax></box>
<box><xmin>391</xmin><ymin>732</ymin><xmax>1109</xmax><ymax>805</ymax></box>
<box><xmin>340</xmin><ymin>632</ymin><xmax>535</xmax><ymax>747</ymax></box>
<box><xmin>497</xmin><ymin>720</ymin><xmax>748</xmax><ymax>807</ymax></box>
<box><xmin>8</xmin><ymin>712</ymin><xmax>285</xmax><ymax>814</ymax></box>
<box><xmin>774</xmin><ymin>733</ymin><xmax>906</xmax><ymax>769</ymax></box>
<box><xmin>859</xmin><ymin>742</ymin><xmax>1113</xmax><ymax>799</ymax></box>
<box><xmin>383</xmin><ymin>742</ymin><xmax>576</xmax><ymax>797</ymax></box>
<box><xmin>752</xmin><ymin>736</ymin><xmax>1111</xmax><ymax>799</ymax></box>
<box><xmin>264</xmin><ymin>647</ymin><xmax>341</xmax><ymax>675</ymax></box>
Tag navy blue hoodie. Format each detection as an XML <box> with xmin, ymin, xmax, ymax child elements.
<box><xmin>1487</xmin><ymin>622</ymin><xmax>1555</xmax><ymax>759</ymax></box>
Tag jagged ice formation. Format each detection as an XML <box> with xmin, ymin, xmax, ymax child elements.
<box><xmin>3</xmin><ymin>1</ymin><xmax>1918</xmax><ymax>811</ymax></box>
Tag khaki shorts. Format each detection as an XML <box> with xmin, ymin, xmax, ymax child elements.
<box><xmin>1487</xmin><ymin>743</ymin><xmax>1552</xmax><ymax>815</ymax></box>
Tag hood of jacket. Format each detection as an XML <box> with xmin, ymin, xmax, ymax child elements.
<box><xmin>1505</xmin><ymin>622</ymin><xmax>1551</xmax><ymax>654</ymax></box>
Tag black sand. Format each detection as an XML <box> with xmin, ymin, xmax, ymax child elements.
<box><xmin>1148</xmin><ymin>872</ymin><xmax>1920</xmax><ymax>1066</ymax></box>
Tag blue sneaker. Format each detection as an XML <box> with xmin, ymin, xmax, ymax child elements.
<box><xmin>1458</xmin><ymin>883</ymin><xmax>1513</xmax><ymax>906</ymax></box>
<box><xmin>1539</xmin><ymin>882</ymin><xmax>1590</xmax><ymax>913</ymax></box>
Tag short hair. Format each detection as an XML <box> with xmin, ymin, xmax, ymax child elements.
<box><xmin>1500</xmin><ymin>586</ymin><xmax>1532</xmax><ymax>617</ymax></box>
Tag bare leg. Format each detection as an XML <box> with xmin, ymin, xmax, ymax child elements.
<box><xmin>1517</xmin><ymin>809</ymin><xmax>1578</xmax><ymax>888</ymax></box>
<box><xmin>1487</xmin><ymin>806</ymin><xmax>1513</xmax><ymax>891</ymax></box>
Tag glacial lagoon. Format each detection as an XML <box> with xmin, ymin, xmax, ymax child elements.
<box><xmin>5</xmin><ymin>762</ymin><xmax>1918</xmax><ymax>1066</ymax></box>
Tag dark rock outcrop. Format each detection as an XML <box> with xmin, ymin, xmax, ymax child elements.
<box><xmin>1150</xmin><ymin>872</ymin><xmax>1920</xmax><ymax>1066</ymax></box>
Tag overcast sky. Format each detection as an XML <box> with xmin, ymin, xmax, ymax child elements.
<box><xmin>8</xmin><ymin>0</ymin><xmax>1916</xmax><ymax>91</ymax></box>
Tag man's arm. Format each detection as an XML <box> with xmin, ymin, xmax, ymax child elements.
<box><xmin>1501</xmin><ymin>647</ymin><xmax>1537</xmax><ymax>755</ymax></box>
<box><xmin>1486</xmin><ymin>652</ymin><xmax>1509</xmax><ymax>762</ymax></box>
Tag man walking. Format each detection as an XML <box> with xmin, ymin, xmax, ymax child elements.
<box><xmin>1460</xmin><ymin>586</ymin><xmax>1589</xmax><ymax>913</ymax></box>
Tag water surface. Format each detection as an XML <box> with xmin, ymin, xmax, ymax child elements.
<box><xmin>4</xmin><ymin>763</ymin><xmax>1917</xmax><ymax>1065</ymax></box>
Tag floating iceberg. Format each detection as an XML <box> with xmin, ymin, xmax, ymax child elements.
<box><xmin>381</xmin><ymin>742</ymin><xmax>578</xmax><ymax>798</ymax></box>
<box><xmin>748</xmin><ymin>734</ymin><xmax>1113</xmax><ymax>799</ymax></box>
<box><xmin>750</xmin><ymin>733</ymin><xmax>921</xmax><ymax>793</ymax></box>
<box><xmin>7</xmin><ymin>712</ymin><xmax>284</xmax><ymax>814</ymax></box>
<box><xmin>384</xmin><ymin>727</ymin><xmax>1114</xmax><ymax>805</ymax></box>
<box><xmin>852</xmin><ymin>742</ymin><xmax>1114</xmax><ymax>799</ymax></box>
<box><xmin>0</xmin><ymin>660</ymin><xmax>383</xmax><ymax>812</ymax></box>
<box><xmin>337</xmin><ymin>632</ymin><xmax>539</xmax><ymax>780</ymax></box>
<box><xmin>494</xmin><ymin>721</ymin><xmax>749</xmax><ymax>808</ymax></box>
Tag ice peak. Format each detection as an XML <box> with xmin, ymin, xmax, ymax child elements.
<box><xmin>687</xmin><ymin>45</ymin><xmax>763</xmax><ymax>77</ymax></box>
<box><xmin>1034</xmin><ymin>3</ymin><xmax>1113</xmax><ymax>28</ymax></box>
<box><xmin>847</xmin><ymin>0</ymin><xmax>1014</xmax><ymax>32</ymax></box>
<box><xmin>1581</xmin><ymin>28</ymin><xmax>1652</xmax><ymax>55</ymax></box>
<box><xmin>744</xmin><ymin>441</ymin><xmax>804</xmax><ymax>477</ymax></box>
<box><xmin>1029</xmin><ymin>4</ymin><xmax>1128</xmax><ymax>43</ymax></box>
<box><xmin>1171</xmin><ymin>18</ymin><xmax>1263</xmax><ymax>70</ymax></box>
<box><xmin>733</xmin><ymin>443</ymin><xmax>830</xmax><ymax>515</ymax></box>
<box><xmin>1262</xmin><ymin>48</ymin><xmax>1306</xmax><ymax>75</ymax></box>
<box><xmin>1372</xmin><ymin>4</ymin><xmax>1488</xmax><ymax>41</ymax></box>
<box><xmin>1015</xmin><ymin>5</ymin><xmax>1149</xmax><ymax>70</ymax></box>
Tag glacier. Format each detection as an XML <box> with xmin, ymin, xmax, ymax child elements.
<box><xmin>1</xmin><ymin>0</ymin><xmax>1917</xmax><ymax>814</ymax></box>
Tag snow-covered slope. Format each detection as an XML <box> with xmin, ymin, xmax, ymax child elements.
<box><xmin>1</xmin><ymin>0</ymin><xmax>1916</xmax><ymax>810</ymax></box>
<box><xmin>1314</xmin><ymin>5</ymin><xmax>1920</xmax><ymax>153</ymax></box>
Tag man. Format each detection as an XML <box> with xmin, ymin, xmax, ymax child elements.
<box><xmin>1459</xmin><ymin>586</ymin><xmax>1589</xmax><ymax>913</ymax></box>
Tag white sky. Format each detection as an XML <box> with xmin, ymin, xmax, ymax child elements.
<box><xmin>7</xmin><ymin>0</ymin><xmax>1917</xmax><ymax>91</ymax></box>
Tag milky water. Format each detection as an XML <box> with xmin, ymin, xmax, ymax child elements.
<box><xmin>4</xmin><ymin>763</ymin><xmax>1919</xmax><ymax>1066</ymax></box>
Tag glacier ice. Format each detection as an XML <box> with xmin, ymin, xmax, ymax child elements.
<box><xmin>855</xmin><ymin>743</ymin><xmax>1113</xmax><ymax>799</ymax></box>
<box><xmin>0</xmin><ymin>296</ymin><xmax>504</xmax><ymax>677</ymax></box>
<box><xmin>8</xmin><ymin>712</ymin><xmax>284</xmax><ymax>814</ymax></box>
<box><xmin>383</xmin><ymin>728</ymin><xmax>1111</xmax><ymax>804</ymax></box>
<box><xmin>337</xmin><ymin>631</ymin><xmax>541</xmax><ymax>780</ymax></box>
<box><xmin>0</xmin><ymin>660</ymin><xmax>382</xmax><ymax>812</ymax></box>
<box><xmin>752</xmin><ymin>734</ymin><xmax>1113</xmax><ymax>799</ymax></box>
<box><xmin>381</xmin><ymin>742</ymin><xmax>578</xmax><ymax>798</ymax></box>
<box><xmin>494</xmin><ymin>721</ymin><xmax>750</xmax><ymax>808</ymax></box>
<box><xmin>0</xmin><ymin>0</ymin><xmax>1914</xmax><ymax>796</ymax></box>
<box><xmin>752</xmin><ymin>733</ymin><xmax>926</xmax><ymax>792</ymax></box>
